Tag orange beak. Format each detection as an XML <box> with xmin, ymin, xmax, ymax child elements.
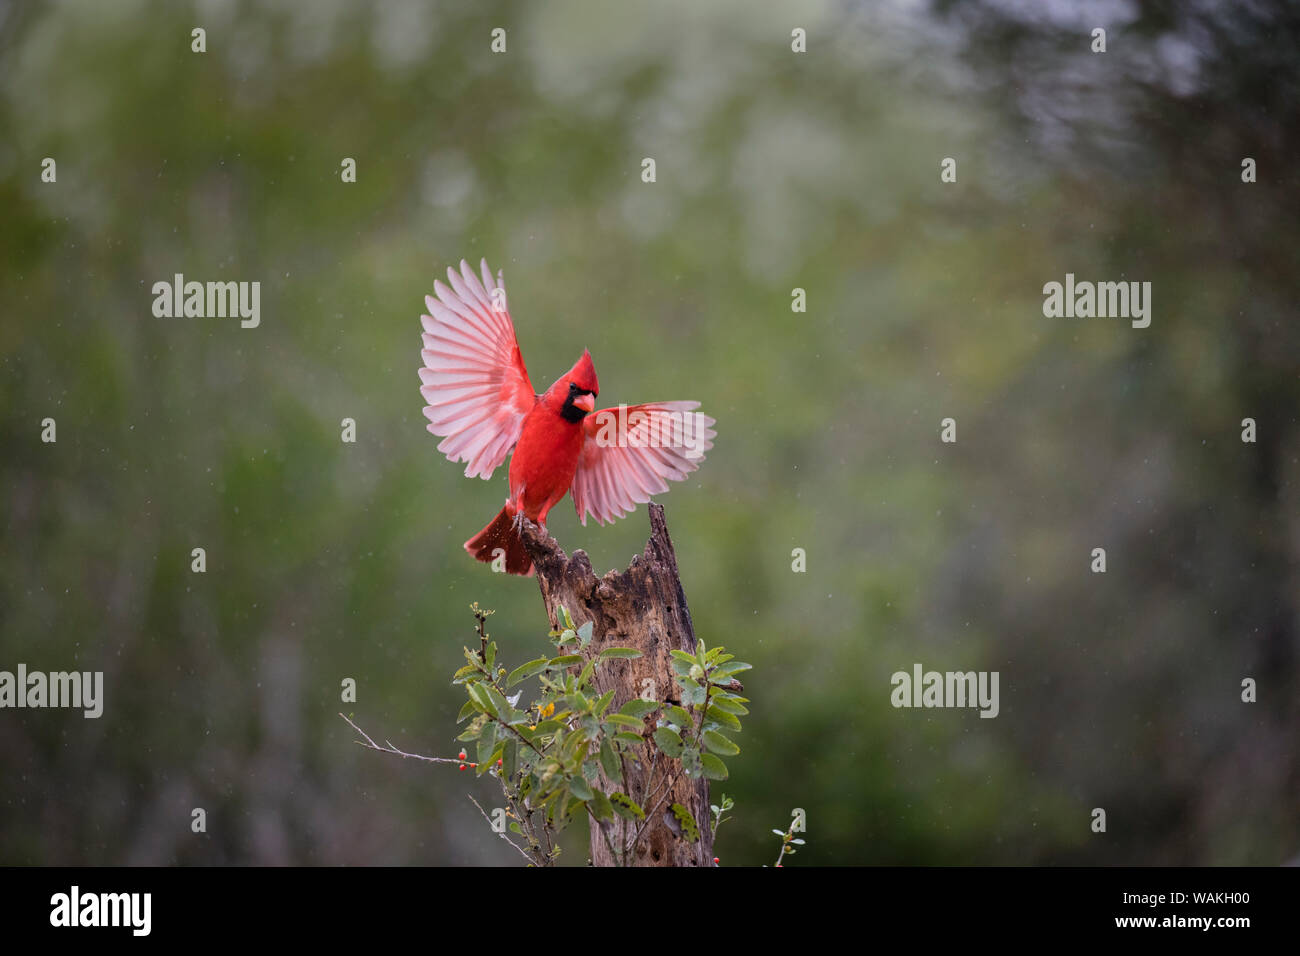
<box><xmin>574</xmin><ymin>393</ymin><xmax>596</xmax><ymax>413</ymax></box>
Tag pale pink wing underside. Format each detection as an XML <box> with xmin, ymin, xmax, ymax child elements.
<box><xmin>420</xmin><ymin>259</ymin><xmax>535</xmax><ymax>479</ymax></box>
<box><xmin>572</xmin><ymin>402</ymin><xmax>717</xmax><ymax>526</ymax></box>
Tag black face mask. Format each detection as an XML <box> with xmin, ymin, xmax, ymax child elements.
<box><xmin>560</xmin><ymin>381</ymin><xmax>595</xmax><ymax>423</ymax></box>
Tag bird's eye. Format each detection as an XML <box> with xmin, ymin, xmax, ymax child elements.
<box><xmin>569</xmin><ymin>383</ymin><xmax>580</xmax><ymax>393</ymax></box>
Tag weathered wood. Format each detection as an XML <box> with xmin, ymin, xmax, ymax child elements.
<box><xmin>519</xmin><ymin>503</ymin><xmax>713</xmax><ymax>867</ymax></box>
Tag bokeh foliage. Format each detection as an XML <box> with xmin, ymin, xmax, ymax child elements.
<box><xmin>1</xmin><ymin>0</ymin><xmax>1297</xmax><ymax>864</ymax></box>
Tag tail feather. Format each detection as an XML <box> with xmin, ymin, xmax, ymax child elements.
<box><xmin>464</xmin><ymin>503</ymin><xmax>534</xmax><ymax>576</ymax></box>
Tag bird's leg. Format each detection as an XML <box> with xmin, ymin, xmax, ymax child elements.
<box><xmin>506</xmin><ymin>491</ymin><xmax>527</xmax><ymax>533</ymax></box>
<box><xmin>510</xmin><ymin>505</ymin><xmax>527</xmax><ymax>533</ymax></box>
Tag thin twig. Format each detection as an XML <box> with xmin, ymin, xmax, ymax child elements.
<box><xmin>640</xmin><ymin>747</ymin><xmax>660</xmax><ymax>806</ymax></box>
<box><xmin>586</xmin><ymin>803</ymin><xmax>623</xmax><ymax>866</ymax></box>
<box><xmin>541</xmin><ymin>816</ymin><xmax>556</xmax><ymax>861</ymax></box>
<box><xmin>468</xmin><ymin>794</ymin><xmax>535</xmax><ymax>864</ymax></box>
<box><xmin>642</xmin><ymin>762</ymin><xmax>672</xmax><ymax>809</ymax></box>
<box><xmin>340</xmin><ymin>713</ymin><xmax>466</xmax><ymax>765</ymax></box>
<box><xmin>473</xmin><ymin>604</ymin><xmax>492</xmax><ymax>661</ymax></box>
<box><xmin>504</xmin><ymin>788</ymin><xmax>550</xmax><ymax>865</ymax></box>
<box><xmin>773</xmin><ymin>826</ymin><xmax>792</xmax><ymax>867</ymax></box>
<box><xmin>627</xmin><ymin>768</ymin><xmax>681</xmax><ymax>858</ymax></box>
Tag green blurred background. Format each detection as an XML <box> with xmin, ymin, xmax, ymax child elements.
<box><xmin>2</xmin><ymin>0</ymin><xmax>1297</xmax><ymax>865</ymax></box>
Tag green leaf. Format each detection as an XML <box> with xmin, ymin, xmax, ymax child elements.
<box><xmin>680</xmin><ymin>679</ymin><xmax>706</xmax><ymax>707</ymax></box>
<box><xmin>477</xmin><ymin>739</ymin><xmax>505</xmax><ymax>776</ymax></box>
<box><xmin>484</xmin><ymin>685</ymin><xmax>513</xmax><ymax>720</ymax></box>
<box><xmin>560</xmin><ymin>728</ymin><xmax>589</xmax><ymax>762</ymax></box>
<box><xmin>563</xmin><ymin>795</ymin><xmax>586</xmax><ymax>823</ymax></box>
<box><xmin>710</xmin><ymin>662</ymin><xmax>752</xmax><ymax>682</ymax></box>
<box><xmin>670</xmin><ymin>649</ymin><xmax>697</xmax><ymax>665</ymax></box>
<box><xmin>669</xmin><ymin>804</ymin><xmax>700</xmax><ymax>842</ymax></box>
<box><xmin>577</xmin><ymin>621</ymin><xmax>594</xmax><ymax>646</ymax></box>
<box><xmin>569</xmin><ymin>775</ymin><xmax>594</xmax><ymax>801</ymax></box>
<box><xmin>604</xmin><ymin>714</ymin><xmax>645</xmax><ymax>730</ymax></box>
<box><xmin>681</xmin><ymin>745</ymin><xmax>702</xmax><ymax>778</ymax></box>
<box><xmin>708</xmin><ymin>695</ymin><xmax>749</xmax><ymax>715</ymax></box>
<box><xmin>700</xmin><ymin>754</ymin><xmax>729</xmax><ymax>780</ymax></box>
<box><xmin>503</xmin><ymin>739</ymin><xmax>517</xmax><ymax>779</ymax></box>
<box><xmin>507</xmin><ymin>658</ymin><xmax>550</xmax><ymax>688</ymax></box>
<box><xmin>653</xmin><ymin>727</ymin><xmax>683</xmax><ymax>758</ymax></box>
<box><xmin>476</xmin><ymin>724</ymin><xmax>498</xmax><ymax>765</ymax></box>
<box><xmin>588</xmin><ymin>789</ymin><xmax>614</xmax><ymax>821</ymax></box>
<box><xmin>599</xmin><ymin>737</ymin><xmax>621</xmax><ymax>779</ymax></box>
<box><xmin>665</xmin><ymin>705</ymin><xmax>694</xmax><ymax>729</ymax></box>
<box><xmin>613</xmin><ymin>731</ymin><xmax>644</xmax><ymax>747</ymax></box>
<box><xmin>705</xmin><ymin>705</ymin><xmax>742</xmax><ymax>731</ymax></box>
<box><xmin>562</xmin><ymin>733</ymin><xmax>592</xmax><ymax>769</ymax></box>
<box><xmin>598</xmin><ymin>647</ymin><xmax>643</xmax><ymax>659</ymax></box>
<box><xmin>467</xmin><ymin>682</ymin><xmax>497</xmax><ymax>717</ymax></box>
<box><xmin>452</xmin><ymin>664</ymin><xmax>478</xmax><ymax>683</ymax></box>
<box><xmin>455</xmin><ymin>699</ymin><xmax>478</xmax><ymax>724</ymax></box>
<box><xmin>619</xmin><ymin>699</ymin><xmax>658</xmax><ymax>718</ymax></box>
<box><xmin>702</xmin><ymin>730</ymin><xmax>740</xmax><ymax>755</ymax></box>
<box><xmin>609</xmin><ymin>792</ymin><xmax>645</xmax><ymax>820</ymax></box>
<box><xmin>549</xmin><ymin>654</ymin><xmax>583</xmax><ymax>667</ymax></box>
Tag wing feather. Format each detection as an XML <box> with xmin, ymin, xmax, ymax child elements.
<box><xmin>419</xmin><ymin>259</ymin><xmax>534</xmax><ymax>479</ymax></box>
<box><xmin>572</xmin><ymin>402</ymin><xmax>716</xmax><ymax>526</ymax></box>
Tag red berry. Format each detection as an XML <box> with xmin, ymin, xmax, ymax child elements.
<box><xmin>458</xmin><ymin>750</ymin><xmax>467</xmax><ymax>760</ymax></box>
<box><xmin>458</xmin><ymin>763</ymin><xmax>466</xmax><ymax>771</ymax></box>
<box><xmin>712</xmin><ymin>857</ymin><xmax>720</xmax><ymax>865</ymax></box>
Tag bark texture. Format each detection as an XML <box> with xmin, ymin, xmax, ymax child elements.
<box><xmin>520</xmin><ymin>503</ymin><xmax>713</xmax><ymax>866</ymax></box>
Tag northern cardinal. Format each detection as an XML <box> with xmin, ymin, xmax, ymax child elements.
<box><xmin>419</xmin><ymin>259</ymin><xmax>716</xmax><ymax>575</ymax></box>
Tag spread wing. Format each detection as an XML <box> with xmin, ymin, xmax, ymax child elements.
<box><xmin>572</xmin><ymin>402</ymin><xmax>717</xmax><ymax>526</ymax></box>
<box><xmin>419</xmin><ymin>259</ymin><xmax>535</xmax><ymax>479</ymax></box>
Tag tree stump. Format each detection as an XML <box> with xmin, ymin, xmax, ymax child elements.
<box><xmin>519</xmin><ymin>503</ymin><xmax>714</xmax><ymax>867</ymax></box>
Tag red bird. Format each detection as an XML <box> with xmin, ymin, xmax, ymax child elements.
<box><xmin>419</xmin><ymin>259</ymin><xmax>716</xmax><ymax>576</ymax></box>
